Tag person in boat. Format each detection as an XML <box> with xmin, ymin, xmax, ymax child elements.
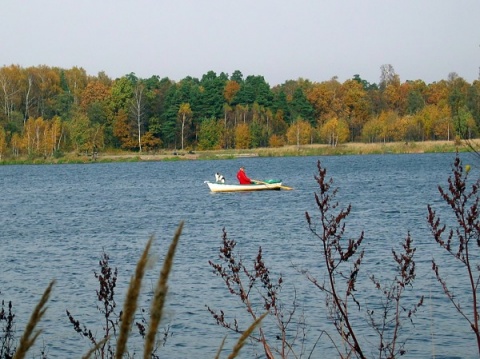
<box><xmin>237</xmin><ymin>166</ymin><xmax>255</xmax><ymax>184</ymax></box>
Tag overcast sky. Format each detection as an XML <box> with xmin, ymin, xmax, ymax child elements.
<box><xmin>2</xmin><ymin>0</ymin><xmax>479</xmax><ymax>86</ymax></box>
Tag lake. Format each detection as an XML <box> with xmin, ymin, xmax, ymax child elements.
<box><xmin>0</xmin><ymin>152</ymin><xmax>478</xmax><ymax>358</ymax></box>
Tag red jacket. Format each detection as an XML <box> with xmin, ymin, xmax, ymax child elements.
<box><xmin>237</xmin><ymin>169</ymin><xmax>252</xmax><ymax>184</ymax></box>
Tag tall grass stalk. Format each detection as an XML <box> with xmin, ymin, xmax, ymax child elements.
<box><xmin>227</xmin><ymin>312</ymin><xmax>268</xmax><ymax>359</ymax></box>
<box><xmin>115</xmin><ymin>237</ymin><xmax>153</xmax><ymax>359</ymax></box>
<box><xmin>143</xmin><ymin>221</ymin><xmax>183</xmax><ymax>359</ymax></box>
<box><xmin>214</xmin><ymin>336</ymin><xmax>227</xmax><ymax>359</ymax></box>
<box><xmin>81</xmin><ymin>336</ymin><xmax>110</xmax><ymax>359</ymax></box>
<box><xmin>13</xmin><ymin>280</ymin><xmax>55</xmax><ymax>359</ymax></box>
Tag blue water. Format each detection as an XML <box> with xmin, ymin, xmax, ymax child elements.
<box><xmin>1</xmin><ymin>152</ymin><xmax>478</xmax><ymax>358</ymax></box>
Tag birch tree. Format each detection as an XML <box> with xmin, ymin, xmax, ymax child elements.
<box><xmin>178</xmin><ymin>102</ymin><xmax>192</xmax><ymax>150</ymax></box>
<box><xmin>131</xmin><ymin>83</ymin><xmax>145</xmax><ymax>152</ymax></box>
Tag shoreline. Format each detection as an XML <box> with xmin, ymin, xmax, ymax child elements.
<box><xmin>0</xmin><ymin>140</ymin><xmax>475</xmax><ymax>165</ymax></box>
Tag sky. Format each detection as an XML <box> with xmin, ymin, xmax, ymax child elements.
<box><xmin>1</xmin><ymin>0</ymin><xmax>479</xmax><ymax>86</ymax></box>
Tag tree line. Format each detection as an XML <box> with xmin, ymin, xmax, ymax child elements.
<box><xmin>0</xmin><ymin>64</ymin><xmax>479</xmax><ymax>159</ymax></box>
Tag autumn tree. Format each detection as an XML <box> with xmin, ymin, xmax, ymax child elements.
<box><xmin>362</xmin><ymin>117</ymin><xmax>383</xmax><ymax>143</ymax></box>
<box><xmin>307</xmin><ymin>78</ymin><xmax>342</xmax><ymax>124</ymax></box>
<box><xmin>23</xmin><ymin>117</ymin><xmax>45</xmax><ymax>156</ymax></box>
<box><xmin>268</xmin><ymin>134</ymin><xmax>285</xmax><ymax>147</ymax></box>
<box><xmin>377</xmin><ymin>110</ymin><xmax>399</xmax><ymax>142</ymax></box>
<box><xmin>391</xmin><ymin>115</ymin><xmax>416</xmax><ymax>142</ymax></box>
<box><xmin>113</xmin><ymin>109</ymin><xmax>137</xmax><ymax>150</ymax></box>
<box><xmin>10</xmin><ymin>132</ymin><xmax>22</xmax><ymax>156</ymax></box>
<box><xmin>0</xmin><ymin>65</ymin><xmax>23</xmax><ymax>123</ymax></box>
<box><xmin>286</xmin><ymin>118</ymin><xmax>313</xmax><ymax>146</ymax></box>
<box><xmin>412</xmin><ymin>104</ymin><xmax>450</xmax><ymax>141</ymax></box>
<box><xmin>81</xmin><ymin>81</ymin><xmax>110</xmax><ymax>111</ymax></box>
<box><xmin>140</xmin><ymin>131</ymin><xmax>161</xmax><ymax>152</ymax></box>
<box><xmin>319</xmin><ymin>117</ymin><xmax>350</xmax><ymax>146</ymax></box>
<box><xmin>49</xmin><ymin>116</ymin><xmax>64</xmax><ymax>154</ymax></box>
<box><xmin>224</xmin><ymin>80</ymin><xmax>240</xmax><ymax>105</ymax></box>
<box><xmin>339</xmin><ymin>79</ymin><xmax>371</xmax><ymax>141</ymax></box>
<box><xmin>235</xmin><ymin>122</ymin><xmax>251</xmax><ymax>149</ymax></box>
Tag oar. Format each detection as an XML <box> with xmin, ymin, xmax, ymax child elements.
<box><xmin>253</xmin><ymin>179</ymin><xmax>293</xmax><ymax>191</ymax></box>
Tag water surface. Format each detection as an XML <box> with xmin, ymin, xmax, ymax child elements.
<box><xmin>0</xmin><ymin>152</ymin><xmax>477</xmax><ymax>358</ymax></box>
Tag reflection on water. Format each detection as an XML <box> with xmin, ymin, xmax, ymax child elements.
<box><xmin>0</xmin><ymin>152</ymin><xmax>478</xmax><ymax>358</ymax></box>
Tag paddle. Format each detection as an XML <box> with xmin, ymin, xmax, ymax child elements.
<box><xmin>253</xmin><ymin>179</ymin><xmax>293</xmax><ymax>191</ymax></box>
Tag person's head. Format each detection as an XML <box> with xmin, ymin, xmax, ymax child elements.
<box><xmin>240</xmin><ymin>166</ymin><xmax>245</xmax><ymax>171</ymax></box>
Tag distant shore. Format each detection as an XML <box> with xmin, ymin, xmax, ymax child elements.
<box><xmin>1</xmin><ymin>140</ymin><xmax>476</xmax><ymax>165</ymax></box>
<box><xmin>74</xmin><ymin>140</ymin><xmax>476</xmax><ymax>162</ymax></box>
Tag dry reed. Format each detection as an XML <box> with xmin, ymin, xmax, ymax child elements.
<box><xmin>115</xmin><ymin>236</ymin><xmax>153</xmax><ymax>359</ymax></box>
<box><xmin>214</xmin><ymin>336</ymin><xmax>227</xmax><ymax>359</ymax></box>
<box><xmin>227</xmin><ymin>312</ymin><xmax>268</xmax><ymax>359</ymax></box>
<box><xmin>81</xmin><ymin>336</ymin><xmax>110</xmax><ymax>359</ymax></box>
<box><xmin>13</xmin><ymin>280</ymin><xmax>55</xmax><ymax>359</ymax></box>
<box><xmin>143</xmin><ymin>221</ymin><xmax>183</xmax><ymax>359</ymax></box>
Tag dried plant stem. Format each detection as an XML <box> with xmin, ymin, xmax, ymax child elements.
<box><xmin>115</xmin><ymin>236</ymin><xmax>153</xmax><ymax>359</ymax></box>
<box><xmin>13</xmin><ymin>280</ymin><xmax>55</xmax><ymax>359</ymax></box>
<box><xmin>81</xmin><ymin>335</ymin><xmax>110</xmax><ymax>359</ymax></box>
<box><xmin>143</xmin><ymin>221</ymin><xmax>183</xmax><ymax>359</ymax></box>
<box><xmin>214</xmin><ymin>335</ymin><xmax>227</xmax><ymax>359</ymax></box>
<box><xmin>227</xmin><ymin>312</ymin><xmax>268</xmax><ymax>359</ymax></box>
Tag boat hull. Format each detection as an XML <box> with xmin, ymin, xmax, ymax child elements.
<box><xmin>206</xmin><ymin>181</ymin><xmax>282</xmax><ymax>193</ymax></box>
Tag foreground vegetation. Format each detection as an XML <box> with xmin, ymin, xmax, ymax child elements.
<box><xmin>1</xmin><ymin>153</ymin><xmax>480</xmax><ymax>358</ymax></box>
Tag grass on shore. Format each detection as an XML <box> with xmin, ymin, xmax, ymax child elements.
<box><xmin>0</xmin><ymin>140</ymin><xmax>473</xmax><ymax>165</ymax></box>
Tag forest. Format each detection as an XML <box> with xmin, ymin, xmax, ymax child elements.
<box><xmin>0</xmin><ymin>63</ymin><xmax>479</xmax><ymax>159</ymax></box>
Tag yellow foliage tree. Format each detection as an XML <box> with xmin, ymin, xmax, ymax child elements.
<box><xmin>224</xmin><ymin>80</ymin><xmax>240</xmax><ymax>104</ymax></box>
<box><xmin>268</xmin><ymin>134</ymin><xmax>285</xmax><ymax>147</ymax></box>
<box><xmin>362</xmin><ymin>117</ymin><xmax>383</xmax><ymax>142</ymax></box>
<box><xmin>23</xmin><ymin>117</ymin><xmax>46</xmax><ymax>156</ymax></box>
<box><xmin>235</xmin><ymin>123</ymin><xmax>251</xmax><ymax>149</ymax></box>
<box><xmin>391</xmin><ymin>115</ymin><xmax>413</xmax><ymax>142</ymax></box>
<box><xmin>319</xmin><ymin>118</ymin><xmax>350</xmax><ymax>146</ymax></box>
<box><xmin>286</xmin><ymin>118</ymin><xmax>312</xmax><ymax>146</ymax></box>
<box><xmin>414</xmin><ymin>104</ymin><xmax>451</xmax><ymax>140</ymax></box>
<box><xmin>378</xmin><ymin>111</ymin><xmax>398</xmax><ymax>142</ymax></box>
<box><xmin>50</xmin><ymin>116</ymin><xmax>63</xmax><ymax>153</ymax></box>
<box><xmin>10</xmin><ymin>132</ymin><xmax>22</xmax><ymax>156</ymax></box>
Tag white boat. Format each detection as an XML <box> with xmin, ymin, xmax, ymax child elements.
<box><xmin>205</xmin><ymin>180</ymin><xmax>283</xmax><ymax>193</ymax></box>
